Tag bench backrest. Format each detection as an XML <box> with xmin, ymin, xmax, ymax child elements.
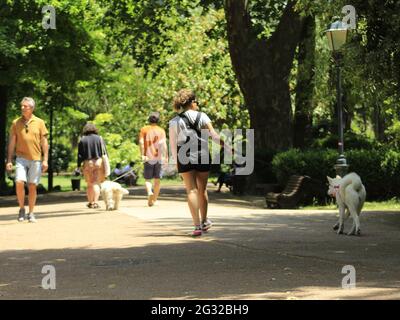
<box><xmin>281</xmin><ymin>175</ymin><xmax>308</xmax><ymax>195</ymax></box>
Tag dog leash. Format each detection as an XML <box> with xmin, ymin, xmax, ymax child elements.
<box><xmin>110</xmin><ymin>168</ymin><xmax>136</xmax><ymax>183</ymax></box>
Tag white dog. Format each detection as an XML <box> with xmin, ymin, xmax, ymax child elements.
<box><xmin>100</xmin><ymin>181</ymin><xmax>129</xmax><ymax>211</ymax></box>
<box><xmin>327</xmin><ymin>172</ymin><xmax>366</xmax><ymax>236</ymax></box>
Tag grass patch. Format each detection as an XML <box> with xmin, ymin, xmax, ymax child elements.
<box><xmin>301</xmin><ymin>198</ymin><xmax>400</xmax><ymax>211</ymax></box>
<box><xmin>361</xmin><ymin>199</ymin><xmax>400</xmax><ymax>211</ymax></box>
<box><xmin>40</xmin><ymin>174</ymin><xmax>87</xmax><ymax>192</ymax></box>
<box><xmin>6</xmin><ymin>174</ymin><xmax>183</xmax><ymax>192</ymax></box>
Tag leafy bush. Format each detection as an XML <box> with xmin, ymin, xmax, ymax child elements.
<box><xmin>272</xmin><ymin>148</ymin><xmax>400</xmax><ymax>200</ymax></box>
<box><xmin>311</xmin><ymin>132</ymin><xmax>378</xmax><ymax>150</ymax></box>
<box><xmin>94</xmin><ymin>114</ymin><xmax>142</xmax><ymax>175</ymax></box>
<box><xmin>272</xmin><ymin>149</ymin><xmax>337</xmax><ymax>184</ymax></box>
<box><xmin>51</xmin><ymin>143</ymin><xmax>73</xmax><ymax>174</ymax></box>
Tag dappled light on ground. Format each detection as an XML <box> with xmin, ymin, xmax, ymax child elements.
<box><xmin>1</xmin><ymin>186</ymin><xmax>399</xmax><ymax>299</ymax></box>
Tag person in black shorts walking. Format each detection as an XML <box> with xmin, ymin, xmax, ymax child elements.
<box><xmin>139</xmin><ymin>112</ymin><xmax>168</xmax><ymax>206</ymax></box>
<box><xmin>169</xmin><ymin>89</ymin><xmax>230</xmax><ymax>237</ymax></box>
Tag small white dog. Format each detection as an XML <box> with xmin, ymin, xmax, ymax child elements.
<box><xmin>100</xmin><ymin>181</ymin><xmax>129</xmax><ymax>211</ymax></box>
<box><xmin>327</xmin><ymin>172</ymin><xmax>366</xmax><ymax>236</ymax></box>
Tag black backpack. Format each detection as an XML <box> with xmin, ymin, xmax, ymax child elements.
<box><xmin>177</xmin><ymin>111</ymin><xmax>203</xmax><ymax>158</ymax></box>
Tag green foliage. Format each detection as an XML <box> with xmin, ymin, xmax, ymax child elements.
<box><xmin>106</xmin><ymin>138</ymin><xmax>141</xmax><ymax>174</ymax></box>
<box><xmin>2</xmin><ymin>0</ymin><xmax>400</xmax><ymax>197</ymax></box>
<box><xmin>385</xmin><ymin>118</ymin><xmax>400</xmax><ymax>148</ymax></box>
<box><xmin>272</xmin><ymin>149</ymin><xmax>337</xmax><ymax>184</ymax></box>
<box><xmin>0</xmin><ymin>0</ymin><xmax>101</xmax><ymax>187</ymax></box>
<box><xmin>92</xmin><ymin>114</ymin><xmax>141</xmax><ymax>171</ymax></box>
<box><xmin>93</xmin><ymin>113</ymin><xmax>113</xmax><ymax>128</ymax></box>
<box><xmin>75</xmin><ymin>4</ymin><xmax>248</xmax><ymax>150</ymax></box>
<box><xmin>311</xmin><ymin>132</ymin><xmax>379</xmax><ymax>150</ymax></box>
<box><xmin>65</xmin><ymin>107</ymin><xmax>89</xmax><ymax>122</ymax></box>
<box><xmin>248</xmin><ymin>0</ymin><xmax>288</xmax><ymax>39</ymax></box>
<box><xmin>148</xmin><ymin>7</ymin><xmax>248</xmax><ymax>129</ymax></box>
<box><xmin>51</xmin><ymin>143</ymin><xmax>73</xmax><ymax>174</ymax></box>
<box><xmin>102</xmin><ymin>0</ymin><xmax>221</xmax><ymax>71</ymax></box>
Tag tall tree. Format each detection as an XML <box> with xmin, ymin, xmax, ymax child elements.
<box><xmin>224</xmin><ymin>0</ymin><xmax>305</xmax><ymax>151</ymax></box>
<box><xmin>0</xmin><ymin>0</ymin><xmax>98</xmax><ymax>190</ymax></box>
<box><xmin>293</xmin><ymin>15</ymin><xmax>316</xmax><ymax>148</ymax></box>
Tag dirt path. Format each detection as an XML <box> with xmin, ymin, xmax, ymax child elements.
<box><xmin>1</xmin><ymin>185</ymin><xmax>399</xmax><ymax>299</ymax></box>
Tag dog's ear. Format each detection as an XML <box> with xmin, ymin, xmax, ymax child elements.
<box><xmin>327</xmin><ymin>176</ymin><xmax>333</xmax><ymax>183</ymax></box>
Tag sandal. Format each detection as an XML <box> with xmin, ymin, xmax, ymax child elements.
<box><xmin>92</xmin><ymin>203</ymin><xmax>100</xmax><ymax>209</ymax></box>
<box><xmin>86</xmin><ymin>203</ymin><xmax>93</xmax><ymax>208</ymax></box>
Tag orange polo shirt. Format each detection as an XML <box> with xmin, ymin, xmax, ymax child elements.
<box><xmin>139</xmin><ymin>124</ymin><xmax>166</xmax><ymax>160</ymax></box>
<box><xmin>10</xmin><ymin>115</ymin><xmax>48</xmax><ymax>161</ymax></box>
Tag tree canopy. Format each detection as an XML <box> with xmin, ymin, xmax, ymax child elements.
<box><xmin>1</xmin><ymin>0</ymin><xmax>399</xmax><ymax>188</ymax></box>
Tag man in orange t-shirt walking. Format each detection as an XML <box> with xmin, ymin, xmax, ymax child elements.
<box><xmin>139</xmin><ymin>112</ymin><xmax>168</xmax><ymax>206</ymax></box>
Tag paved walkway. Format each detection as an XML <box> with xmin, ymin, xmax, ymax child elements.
<box><xmin>0</xmin><ymin>184</ymin><xmax>400</xmax><ymax>300</ymax></box>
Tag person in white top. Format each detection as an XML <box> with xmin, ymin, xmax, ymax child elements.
<box><xmin>169</xmin><ymin>89</ymin><xmax>231</xmax><ymax>237</ymax></box>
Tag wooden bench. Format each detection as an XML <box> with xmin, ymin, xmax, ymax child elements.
<box><xmin>265</xmin><ymin>175</ymin><xmax>311</xmax><ymax>209</ymax></box>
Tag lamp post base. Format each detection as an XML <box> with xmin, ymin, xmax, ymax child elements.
<box><xmin>334</xmin><ymin>155</ymin><xmax>349</xmax><ymax>177</ymax></box>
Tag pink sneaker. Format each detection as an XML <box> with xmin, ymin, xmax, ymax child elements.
<box><xmin>192</xmin><ymin>227</ymin><xmax>202</xmax><ymax>237</ymax></box>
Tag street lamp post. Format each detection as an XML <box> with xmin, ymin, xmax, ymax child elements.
<box><xmin>326</xmin><ymin>21</ymin><xmax>349</xmax><ymax>177</ymax></box>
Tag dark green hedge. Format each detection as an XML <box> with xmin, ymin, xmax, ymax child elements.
<box><xmin>271</xmin><ymin>148</ymin><xmax>400</xmax><ymax>200</ymax></box>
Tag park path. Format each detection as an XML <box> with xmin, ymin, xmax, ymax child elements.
<box><xmin>0</xmin><ymin>184</ymin><xmax>400</xmax><ymax>300</ymax></box>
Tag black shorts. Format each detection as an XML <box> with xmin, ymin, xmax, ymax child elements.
<box><xmin>177</xmin><ymin>162</ymin><xmax>211</xmax><ymax>173</ymax></box>
<box><xmin>144</xmin><ymin>162</ymin><xmax>162</xmax><ymax>179</ymax></box>
<box><xmin>177</xmin><ymin>153</ymin><xmax>211</xmax><ymax>173</ymax></box>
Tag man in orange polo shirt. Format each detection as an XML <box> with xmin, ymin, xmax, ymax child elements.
<box><xmin>6</xmin><ymin>97</ymin><xmax>49</xmax><ymax>223</ymax></box>
<box><xmin>139</xmin><ymin>112</ymin><xmax>168</xmax><ymax>206</ymax></box>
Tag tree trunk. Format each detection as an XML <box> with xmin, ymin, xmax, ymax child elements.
<box><xmin>293</xmin><ymin>15</ymin><xmax>316</xmax><ymax>149</ymax></box>
<box><xmin>0</xmin><ymin>85</ymin><xmax>8</xmax><ymax>190</ymax></box>
<box><xmin>224</xmin><ymin>0</ymin><xmax>304</xmax><ymax>151</ymax></box>
<box><xmin>373</xmin><ymin>102</ymin><xmax>386</xmax><ymax>142</ymax></box>
<box><xmin>48</xmin><ymin>103</ymin><xmax>54</xmax><ymax>191</ymax></box>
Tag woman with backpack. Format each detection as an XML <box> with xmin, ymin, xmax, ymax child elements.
<box><xmin>169</xmin><ymin>89</ymin><xmax>230</xmax><ymax>236</ymax></box>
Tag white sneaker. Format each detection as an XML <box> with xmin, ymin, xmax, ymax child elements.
<box><xmin>201</xmin><ymin>219</ymin><xmax>212</xmax><ymax>231</ymax></box>
<box><xmin>28</xmin><ymin>213</ymin><xmax>37</xmax><ymax>223</ymax></box>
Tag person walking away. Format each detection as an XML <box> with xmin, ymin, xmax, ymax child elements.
<box><xmin>77</xmin><ymin>123</ymin><xmax>107</xmax><ymax>209</ymax></box>
<box><xmin>139</xmin><ymin>112</ymin><xmax>168</xmax><ymax>206</ymax></box>
<box><xmin>6</xmin><ymin>97</ymin><xmax>49</xmax><ymax>223</ymax></box>
<box><xmin>169</xmin><ymin>89</ymin><xmax>231</xmax><ymax>237</ymax></box>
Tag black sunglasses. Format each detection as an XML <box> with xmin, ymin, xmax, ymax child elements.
<box><xmin>24</xmin><ymin>124</ymin><xmax>28</xmax><ymax>133</ymax></box>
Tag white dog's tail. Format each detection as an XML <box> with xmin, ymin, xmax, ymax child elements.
<box><xmin>340</xmin><ymin>172</ymin><xmax>363</xmax><ymax>192</ymax></box>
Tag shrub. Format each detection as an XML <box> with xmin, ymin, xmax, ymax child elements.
<box><xmin>311</xmin><ymin>132</ymin><xmax>378</xmax><ymax>150</ymax></box>
<box><xmin>51</xmin><ymin>143</ymin><xmax>73</xmax><ymax>174</ymax></box>
<box><xmin>271</xmin><ymin>149</ymin><xmax>337</xmax><ymax>184</ymax></box>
